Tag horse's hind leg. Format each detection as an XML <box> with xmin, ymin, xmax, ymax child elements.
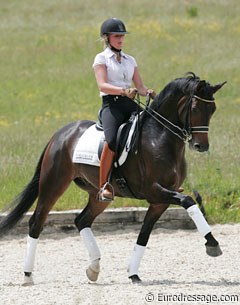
<box><xmin>128</xmin><ymin>204</ymin><xmax>169</xmax><ymax>283</ymax></box>
<box><xmin>23</xmin><ymin>165</ymin><xmax>72</xmax><ymax>286</ymax></box>
<box><xmin>75</xmin><ymin>193</ymin><xmax>110</xmax><ymax>282</ymax></box>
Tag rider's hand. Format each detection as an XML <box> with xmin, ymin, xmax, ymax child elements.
<box><xmin>147</xmin><ymin>88</ymin><xmax>156</xmax><ymax>99</ymax></box>
<box><xmin>122</xmin><ymin>88</ymin><xmax>138</xmax><ymax>100</ymax></box>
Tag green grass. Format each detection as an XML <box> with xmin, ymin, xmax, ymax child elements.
<box><xmin>0</xmin><ymin>0</ymin><xmax>239</xmax><ymax>222</ymax></box>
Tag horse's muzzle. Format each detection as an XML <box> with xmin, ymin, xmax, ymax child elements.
<box><xmin>189</xmin><ymin>140</ymin><xmax>209</xmax><ymax>152</ymax></box>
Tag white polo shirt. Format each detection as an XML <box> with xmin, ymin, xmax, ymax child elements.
<box><xmin>93</xmin><ymin>47</ymin><xmax>137</xmax><ymax>96</ymax></box>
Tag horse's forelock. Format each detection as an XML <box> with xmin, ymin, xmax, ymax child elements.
<box><xmin>176</xmin><ymin>73</ymin><xmax>201</xmax><ymax>95</ymax></box>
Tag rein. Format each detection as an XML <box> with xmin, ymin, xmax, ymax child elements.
<box><xmin>134</xmin><ymin>94</ymin><xmax>215</xmax><ymax>142</ymax></box>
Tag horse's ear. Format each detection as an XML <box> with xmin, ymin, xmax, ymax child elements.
<box><xmin>196</xmin><ymin>80</ymin><xmax>206</xmax><ymax>91</ymax></box>
<box><xmin>212</xmin><ymin>81</ymin><xmax>227</xmax><ymax>94</ymax></box>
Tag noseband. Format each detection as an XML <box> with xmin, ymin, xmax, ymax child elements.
<box><xmin>135</xmin><ymin>94</ymin><xmax>215</xmax><ymax>142</ymax></box>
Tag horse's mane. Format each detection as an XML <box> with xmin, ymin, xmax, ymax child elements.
<box><xmin>150</xmin><ymin>72</ymin><xmax>201</xmax><ymax>111</ymax></box>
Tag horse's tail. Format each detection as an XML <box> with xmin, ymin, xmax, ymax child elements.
<box><xmin>0</xmin><ymin>144</ymin><xmax>48</xmax><ymax>237</ymax></box>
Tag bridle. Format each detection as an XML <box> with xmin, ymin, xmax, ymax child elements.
<box><xmin>190</xmin><ymin>95</ymin><xmax>215</xmax><ymax>136</ymax></box>
<box><xmin>135</xmin><ymin>93</ymin><xmax>215</xmax><ymax>142</ymax></box>
<box><xmin>181</xmin><ymin>94</ymin><xmax>216</xmax><ymax>140</ymax></box>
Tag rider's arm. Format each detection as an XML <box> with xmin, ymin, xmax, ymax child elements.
<box><xmin>132</xmin><ymin>67</ymin><xmax>148</xmax><ymax>96</ymax></box>
<box><xmin>93</xmin><ymin>64</ymin><xmax>125</xmax><ymax>96</ymax></box>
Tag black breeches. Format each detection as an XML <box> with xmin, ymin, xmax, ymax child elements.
<box><xmin>100</xmin><ymin>95</ymin><xmax>141</xmax><ymax>151</ymax></box>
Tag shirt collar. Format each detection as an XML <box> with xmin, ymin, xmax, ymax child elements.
<box><xmin>104</xmin><ymin>47</ymin><xmax>128</xmax><ymax>59</ymax></box>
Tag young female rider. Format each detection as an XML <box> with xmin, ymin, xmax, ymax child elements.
<box><xmin>93</xmin><ymin>18</ymin><xmax>156</xmax><ymax>202</ymax></box>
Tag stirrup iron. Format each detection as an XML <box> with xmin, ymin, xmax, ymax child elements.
<box><xmin>98</xmin><ymin>182</ymin><xmax>114</xmax><ymax>202</ymax></box>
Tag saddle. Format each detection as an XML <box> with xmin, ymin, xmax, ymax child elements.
<box><xmin>72</xmin><ymin>112</ymin><xmax>141</xmax><ymax>167</ymax></box>
<box><xmin>96</xmin><ymin>111</ymin><xmax>140</xmax><ymax>165</ymax></box>
<box><xmin>72</xmin><ymin>112</ymin><xmax>142</xmax><ymax>198</ymax></box>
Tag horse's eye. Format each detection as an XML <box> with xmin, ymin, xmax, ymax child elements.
<box><xmin>192</xmin><ymin>106</ymin><xmax>199</xmax><ymax>114</ymax></box>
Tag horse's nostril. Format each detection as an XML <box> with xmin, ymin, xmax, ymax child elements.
<box><xmin>194</xmin><ymin>143</ymin><xmax>209</xmax><ymax>152</ymax></box>
<box><xmin>194</xmin><ymin>143</ymin><xmax>201</xmax><ymax>150</ymax></box>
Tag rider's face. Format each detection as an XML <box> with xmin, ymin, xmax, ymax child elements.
<box><xmin>108</xmin><ymin>34</ymin><xmax>125</xmax><ymax>49</ymax></box>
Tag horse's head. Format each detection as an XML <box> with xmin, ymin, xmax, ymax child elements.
<box><xmin>186</xmin><ymin>79</ymin><xmax>227</xmax><ymax>152</ymax></box>
<box><xmin>148</xmin><ymin>73</ymin><xmax>226</xmax><ymax>151</ymax></box>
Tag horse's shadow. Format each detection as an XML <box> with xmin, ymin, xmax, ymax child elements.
<box><xmin>141</xmin><ymin>278</ymin><xmax>240</xmax><ymax>287</ymax></box>
<box><xmin>81</xmin><ymin>278</ymin><xmax>240</xmax><ymax>288</ymax></box>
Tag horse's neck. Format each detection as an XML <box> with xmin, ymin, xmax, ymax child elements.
<box><xmin>141</xmin><ymin>112</ymin><xmax>186</xmax><ymax>157</ymax></box>
<box><xmin>138</xmin><ymin>92</ymin><xmax>186</xmax><ymax>158</ymax></box>
<box><xmin>156</xmin><ymin>94</ymin><xmax>183</xmax><ymax>125</ymax></box>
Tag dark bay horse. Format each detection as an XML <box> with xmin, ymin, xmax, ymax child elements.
<box><xmin>0</xmin><ymin>73</ymin><xmax>226</xmax><ymax>285</ymax></box>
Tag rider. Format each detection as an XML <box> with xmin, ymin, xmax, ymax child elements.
<box><xmin>93</xmin><ymin>17</ymin><xmax>156</xmax><ymax>202</ymax></box>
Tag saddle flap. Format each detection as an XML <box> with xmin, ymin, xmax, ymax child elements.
<box><xmin>114</xmin><ymin>113</ymin><xmax>139</xmax><ymax>166</ymax></box>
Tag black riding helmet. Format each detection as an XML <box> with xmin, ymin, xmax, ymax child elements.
<box><xmin>100</xmin><ymin>18</ymin><xmax>129</xmax><ymax>36</ymax></box>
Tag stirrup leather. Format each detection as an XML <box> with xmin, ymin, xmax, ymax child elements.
<box><xmin>98</xmin><ymin>182</ymin><xmax>114</xmax><ymax>202</ymax></box>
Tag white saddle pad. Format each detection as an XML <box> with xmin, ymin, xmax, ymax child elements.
<box><xmin>72</xmin><ymin>116</ymin><xmax>138</xmax><ymax>167</ymax></box>
<box><xmin>72</xmin><ymin>125</ymin><xmax>103</xmax><ymax>166</ymax></box>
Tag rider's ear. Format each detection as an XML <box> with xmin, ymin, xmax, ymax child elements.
<box><xmin>212</xmin><ymin>81</ymin><xmax>227</xmax><ymax>94</ymax></box>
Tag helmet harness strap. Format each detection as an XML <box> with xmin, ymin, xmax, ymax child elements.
<box><xmin>105</xmin><ymin>34</ymin><xmax>121</xmax><ymax>53</ymax></box>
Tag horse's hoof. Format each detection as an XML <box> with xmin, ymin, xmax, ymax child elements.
<box><xmin>22</xmin><ymin>274</ymin><xmax>34</xmax><ymax>286</ymax></box>
<box><xmin>206</xmin><ymin>244</ymin><xmax>223</xmax><ymax>257</ymax></box>
<box><xmin>86</xmin><ymin>266</ymin><xmax>100</xmax><ymax>282</ymax></box>
<box><xmin>129</xmin><ymin>274</ymin><xmax>142</xmax><ymax>283</ymax></box>
<box><xmin>86</xmin><ymin>260</ymin><xmax>100</xmax><ymax>282</ymax></box>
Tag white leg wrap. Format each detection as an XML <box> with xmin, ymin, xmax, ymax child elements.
<box><xmin>187</xmin><ymin>205</ymin><xmax>211</xmax><ymax>236</ymax></box>
<box><xmin>80</xmin><ymin>228</ymin><xmax>101</xmax><ymax>262</ymax></box>
<box><xmin>23</xmin><ymin>235</ymin><xmax>38</xmax><ymax>273</ymax></box>
<box><xmin>128</xmin><ymin>244</ymin><xmax>145</xmax><ymax>277</ymax></box>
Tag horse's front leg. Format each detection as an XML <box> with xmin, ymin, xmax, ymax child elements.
<box><xmin>149</xmin><ymin>183</ymin><xmax>222</xmax><ymax>257</ymax></box>
<box><xmin>128</xmin><ymin>204</ymin><xmax>169</xmax><ymax>283</ymax></box>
